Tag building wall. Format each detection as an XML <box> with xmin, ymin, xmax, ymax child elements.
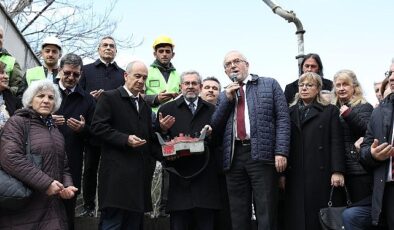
<box><xmin>0</xmin><ymin>4</ymin><xmax>40</xmax><ymax>72</ymax></box>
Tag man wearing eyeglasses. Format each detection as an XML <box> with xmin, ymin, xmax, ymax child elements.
<box><xmin>17</xmin><ymin>36</ymin><xmax>63</xmax><ymax>97</ymax></box>
<box><xmin>212</xmin><ymin>50</ymin><xmax>290</xmax><ymax>230</ymax></box>
<box><xmin>79</xmin><ymin>36</ymin><xmax>125</xmax><ymax>217</ymax></box>
<box><xmin>157</xmin><ymin>70</ymin><xmax>221</xmax><ymax>230</ymax></box>
<box><xmin>354</xmin><ymin>63</ymin><xmax>394</xmax><ymax>230</ymax></box>
<box><xmin>51</xmin><ymin>53</ymin><xmax>96</xmax><ymax>230</ymax></box>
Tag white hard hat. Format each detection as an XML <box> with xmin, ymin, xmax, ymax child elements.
<box><xmin>41</xmin><ymin>36</ymin><xmax>62</xmax><ymax>50</ymax></box>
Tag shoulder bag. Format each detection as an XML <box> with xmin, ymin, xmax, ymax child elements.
<box><xmin>0</xmin><ymin>120</ymin><xmax>42</xmax><ymax>210</ymax></box>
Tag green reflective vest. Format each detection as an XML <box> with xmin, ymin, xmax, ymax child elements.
<box><xmin>25</xmin><ymin>66</ymin><xmax>46</xmax><ymax>86</ymax></box>
<box><xmin>146</xmin><ymin>67</ymin><xmax>180</xmax><ymax>112</ymax></box>
<box><xmin>0</xmin><ymin>55</ymin><xmax>15</xmax><ymax>77</ymax></box>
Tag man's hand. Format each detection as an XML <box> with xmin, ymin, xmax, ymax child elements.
<box><xmin>157</xmin><ymin>90</ymin><xmax>176</xmax><ymax>104</ymax></box>
<box><xmin>67</xmin><ymin>115</ymin><xmax>85</xmax><ymax>132</ymax></box>
<box><xmin>159</xmin><ymin>112</ymin><xmax>175</xmax><ymax>132</ymax></box>
<box><xmin>224</xmin><ymin>82</ymin><xmax>240</xmax><ymax>100</ymax></box>
<box><xmin>59</xmin><ymin>186</ymin><xmax>78</xmax><ymax>199</ymax></box>
<box><xmin>201</xmin><ymin>125</ymin><xmax>212</xmax><ymax>136</ymax></box>
<box><xmin>275</xmin><ymin>155</ymin><xmax>287</xmax><ymax>173</ymax></box>
<box><xmin>52</xmin><ymin>114</ymin><xmax>66</xmax><ymax>126</ymax></box>
<box><xmin>371</xmin><ymin>139</ymin><xmax>394</xmax><ymax>161</ymax></box>
<box><xmin>90</xmin><ymin>89</ymin><xmax>104</xmax><ymax>99</ymax></box>
<box><xmin>331</xmin><ymin>172</ymin><xmax>345</xmax><ymax>187</ymax></box>
<box><xmin>127</xmin><ymin>135</ymin><xmax>147</xmax><ymax>148</ymax></box>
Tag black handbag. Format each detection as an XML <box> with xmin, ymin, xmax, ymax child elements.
<box><xmin>319</xmin><ymin>186</ymin><xmax>351</xmax><ymax>230</ymax></box>
<box><xmin>0</xmin><ymin>120</ymin><xmax>42</xmax><ymax>210</ymax></box>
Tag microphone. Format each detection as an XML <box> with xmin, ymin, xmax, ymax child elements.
<box><xmin>231</xmin><ymin>74</ymin><xmax>241</xmax><ymax>98</ymax></box>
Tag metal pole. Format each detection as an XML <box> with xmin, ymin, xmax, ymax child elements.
<box><xmin>261</xmin><ymin>0</ymin><xmax>305</xmax><ymax>67</ymax></box>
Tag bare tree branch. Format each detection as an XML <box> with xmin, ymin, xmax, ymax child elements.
<box><xmin>0</xmin><ymin>0</ymin><xmax>141</xmax><ymax>59</ymax></box>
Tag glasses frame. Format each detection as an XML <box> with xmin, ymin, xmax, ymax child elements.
<box><xmin>224</xmin><ymin>58</ymin><xmax>246</xmax><ymax>69</ymax></box>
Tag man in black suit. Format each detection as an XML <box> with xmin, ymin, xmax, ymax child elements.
<box><xmin>91</xmin><ymin>60</ymin><xmax>159</xmax><ymax>229</ymax></box>
<box><xmin>79</xmin><ymin>36</ymin><xmax>125</xmax><ymax>217</ymax></box>
<box><xmin>157</xmin><ymin>70</ymin><xmax>221</xmax><ymax>230</ymax></box>
<box><xmin>52</xmin><ymin>53</ymin><xmax>96</xmax><ymax>230</ymax></box>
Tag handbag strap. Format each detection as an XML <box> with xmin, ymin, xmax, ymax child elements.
<box><xmin>328</xmin><ymin>185</ymin><xmax>352</xmax><ymax>207</ymax></box>
<box><xmin>24</xmin><ymin>119</ymin><xmax>31</xmax><ymax>156</ymax></box>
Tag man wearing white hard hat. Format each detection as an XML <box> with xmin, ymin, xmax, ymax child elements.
<box><xmin>17</xmin><ymin>36</ymin><xmax>62</xmax><ymax>96</ymax></box>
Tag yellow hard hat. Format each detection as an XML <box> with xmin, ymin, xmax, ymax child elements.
<box><xmin>152</xmin><ymin>35</ymin><xmax>174</xmax><ymax>49</ymax></box>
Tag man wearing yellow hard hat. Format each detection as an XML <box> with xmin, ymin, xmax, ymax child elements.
<box><xmin>144</xmin><ymin>35</ymin><xmax>180</xmax><ymax>112</ymax></box>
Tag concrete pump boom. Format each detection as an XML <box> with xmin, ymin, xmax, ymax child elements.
<box><xmin>262</xmin><ymin>0</ymin><xmax>305</xmax><ymax>66</ymax></box>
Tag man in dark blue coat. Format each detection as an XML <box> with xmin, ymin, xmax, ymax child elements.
<box><xmin>211</xmin><ymin>50</ymin><xmax>290</xmax><ymax>230</ymax></box>
<box><xmin>78</xmin><ymin>36</ymin><xmax>125</xmax><ymax>217</ymax></box>
<box><xmin>52</xmin><ymin>53</ymin><xmax>96</xmax><ymax>230</ymax></box>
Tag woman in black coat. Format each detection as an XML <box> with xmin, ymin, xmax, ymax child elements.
<box><xmin>332</xmin><ymin>69</ymin><xmax>373</xmax><ymax>203</ymax></box>
<box><xmin>0</xmin><ymin>61</ymin><xmax>22</xmax><ymax>129</ymax></box>
<box><xmin>284</xmin><ymin>72</ymin><xmax>346</xmax><ymax>230</ymax></box>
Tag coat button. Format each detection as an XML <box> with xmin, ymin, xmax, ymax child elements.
<box><xmin>319</xmin><ymin>125</ymin><xmax>323</xmax><ymax>128</ymax></box>
<box><xmin>318</xmin><ymin>146</ymin><xmax>323</xmax><ymax>150</ymax></box>
<box><xmin>381</xmin><ymin>179</ymin><xmax>383</xmax><ymax>182</ymax></box>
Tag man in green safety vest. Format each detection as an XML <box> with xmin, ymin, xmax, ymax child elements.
<box><xmin>144</xmin><ymin>35</ymin><xmax>180</xmax><ymax>113</ymax></box>
<box><xmin>0</xmin><ymin>25</ymin><xmax>23</xmax><ymax>95</ymax></box>
<box><xmin>17</xmin><ymin>36</ymin><xmax>62</xmax><ymax>97</ymax></box>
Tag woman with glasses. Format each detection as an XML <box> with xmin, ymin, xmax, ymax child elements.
<box><xmin>284</xmin><ymin>72</ymin><xmax>345</xmax><ymax>230</ymax></box>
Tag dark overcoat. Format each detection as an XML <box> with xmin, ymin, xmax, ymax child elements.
<box><xmin>156</xmin><ymin>96</ymin><xmax>221</xmax><ymax>211</ymax></box>
<box><xmin>284</xmin><ymin>102</ymin><xmax>346</xmax><ymax>230</ymax></box>
<box><xmin>0</xmin><ymin>108</ymin><xmax>73</xmax><ymax>230</ymax></box>
<box><xmin>360</xmin><ymin>94</ymin><xmax>394</xmax><ymax>225</ymax></box>
<box><xmin>91</xmin><ymin>86</ymin><xmax>159</xmax><ymax>213</ymax></box>
<box><xmin>54</xmin><ymin>84</ymin><xmax>96</xmax><ymax>190</ymax></box>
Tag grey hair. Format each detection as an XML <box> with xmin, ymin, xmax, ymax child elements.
<box><xmin>22</xmin><ymin>79</ymin><xmax>62</xmax><ymax>113</ymax></box>
<box><xmin>180</xmin><ymin>70</ymin><xmax>202</xmax><ymax>84</ymax></box>
<box><xmin>223</xmin><ymin>50</ymin><xmax>248</xmax><ymax>67</ymax></box>
<box><xmin>98</xmin><ymin>36</ymin><xmax>116</xmax><ymax>49</ymax></box>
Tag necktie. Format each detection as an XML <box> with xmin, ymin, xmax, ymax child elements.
<box><xmin>64</xmin><ymin>88</ymin><xmax>71</xmax><ymax>95</ymax></box>
<box><xmin>237</xmin><ymin>83</ymin><xmax>246</xmax><ymax>140</ymax></box>
<box><xmin>131</xmin><ymin>97</ymin><xmax>139</xmax><ymax>112</ymax></box>
<box><xmin>189</xmin><ymin>102</ymin><xmax>196</xmax><ymax>115</ymax></box>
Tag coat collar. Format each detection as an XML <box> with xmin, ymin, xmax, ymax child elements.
<box><xmin>175</xmin><ymin>96</ymin><xmax>210</xmax><ymax>113</ymax></box>
<box><xmin>291</xmin><ymin>101</ymin><xmax>324</xmax><ymax>129</ymax></box>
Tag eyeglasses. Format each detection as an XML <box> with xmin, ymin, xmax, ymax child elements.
<box><xmin>224</xmin><ymin>58</ymin><xmax>246</xmax><ymax>69</ymax></box>
<box><xmin>385</xmin><ymin>70</ymin><xmax>394</xmax><ymax>78</ymax></box>
<box><xmin>63</xmin><ymin>71</ymin><xmax>81</xmax><ymax>78</ymax></box>
<box><xmin>100</xmin><ymin>43</ymin><xmax>115</xmax><ymax>49</ymax></box>
<box><xmin>182</xmin><ymin>81</ymin><xmax>199</xmax><ymax>87</ymax></box>
<box><xmin>298</xmin><ymin>83</ymin><xmax>316</xmax><ymax>89</ymax></box>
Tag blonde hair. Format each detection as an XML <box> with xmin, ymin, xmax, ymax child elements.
<box><xmin>332</xmin><ymin>69</ymin><xmax>366</xmax><ymax>106</ymax></box>
<box><xmin>290</xmin><ymin>72</ymin><xmax>329</xmax><ymax>106</ymax></box>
